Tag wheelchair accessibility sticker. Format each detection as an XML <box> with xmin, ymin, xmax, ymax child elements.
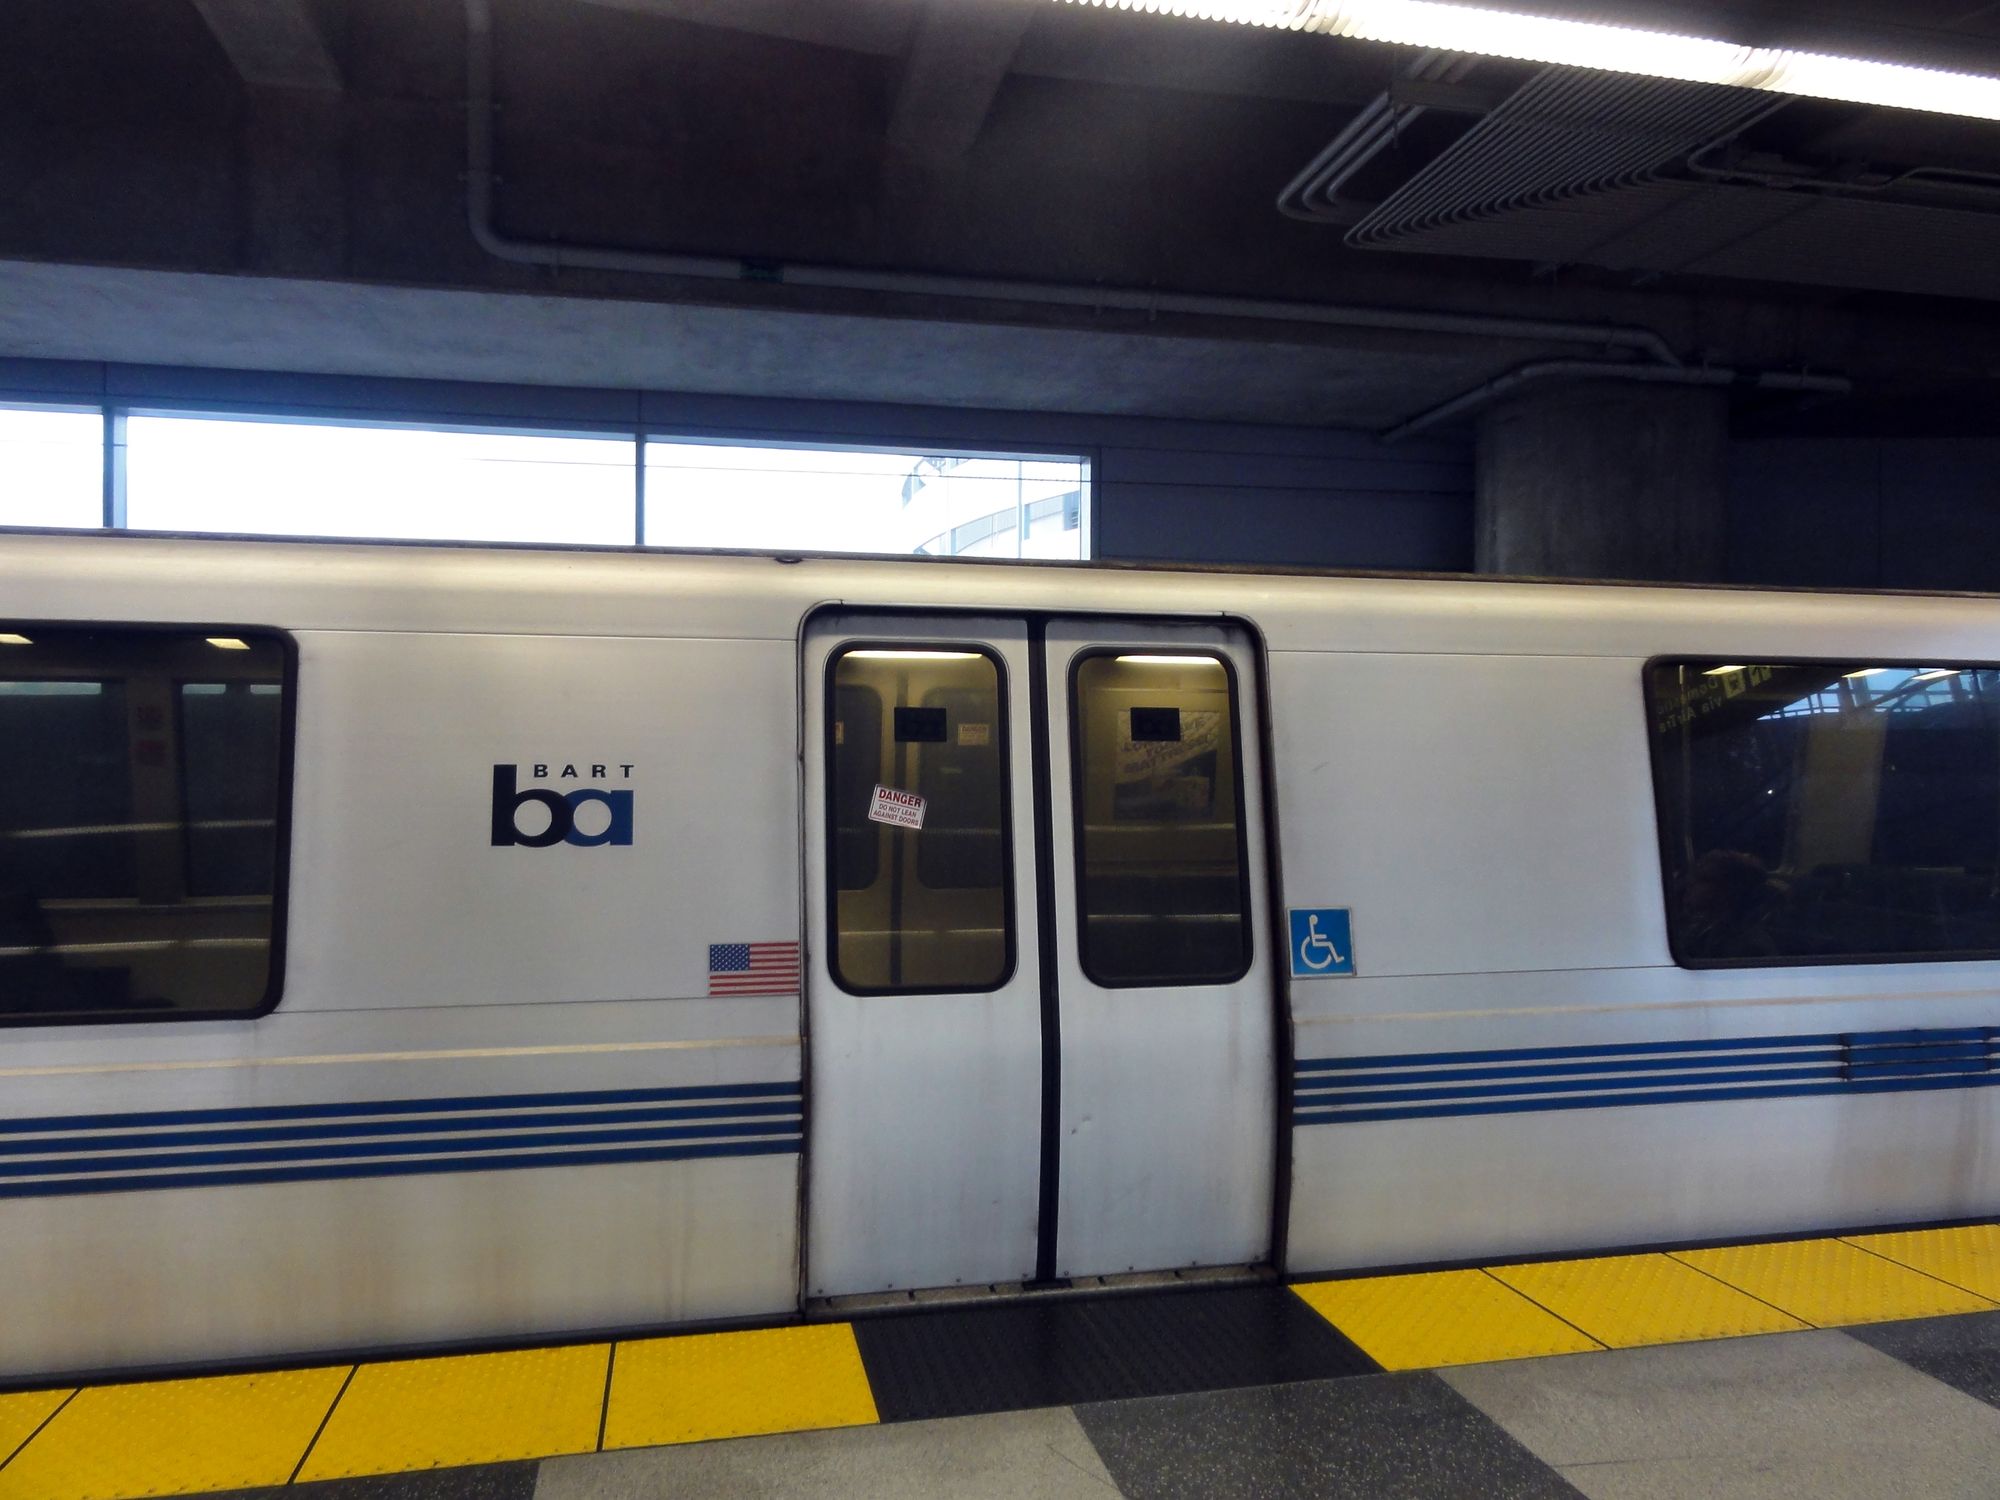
<box><xmin>1289</xmin><ymin>907</ymin><xmax>1355</xmax><ymax>978</ymax></box>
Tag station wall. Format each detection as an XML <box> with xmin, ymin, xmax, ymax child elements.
<box><xmin>0</xmin><ymin>358</ymin><xmax>1476</xmax><ymax>574</ymax></box>
<box><xmin>1730</xmin><ymin>438</ymin><xmax>2000</xmax><ymax>593</ymax></box>
<box><xmin>16</xmin><ymin>357</ymin><xmax>1999</xmax><ymax>594</ymax></box>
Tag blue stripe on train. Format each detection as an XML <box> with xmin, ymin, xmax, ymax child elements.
<box><xmin>0</xmin><ymin>1080</ymin><xmax>801</xmax><ymax>1137</ymax></box>
<box><xmin>0</xmin><ymin>1138</ymin><xmax>801</xmax><ymax>1200</ymax></box>
<box><xmin>0</xmin><ymin>1119</ymin><xmax>802</xmax><ymax>1179</ymax></box>
<box><xmin>0</xmin><ymin>1100</ymin><xmax>802</xmax><ymax>1158</ymax></box>
<box><xmin>1294</xmin><ymin>1026</ymin><xmax>2000</xmax><ymax>1124</ymax></box>
<box><xmin>0</xmin><ymin>1081</ymin><xmax>804</xmax><ymax>1198</ymax></box>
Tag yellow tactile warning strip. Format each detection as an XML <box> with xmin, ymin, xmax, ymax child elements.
<box><xmin>604</xmin><ymin>1323</ymin><xmax>878</xmax><ymax>1449</ymax></box>
<box><xmin>1848</xmin><ymin>1223</ymin><xmax>2000</xmax><ymax>1301</ymax></box>
<box><xmin>0</xmin><ymin>1390</ymin><xmax>69</xmax><ymax>1469</ymax></box>
<box><xmin>1292</xmin><ymin>1267</ymin><xmax>1603</xmax><ymax>1369</ymax></box>
<box><xmin>0</xmin><ymin>1325</ymin><xmax>880</xmax><ymax>1500</ymax></box>
<box><xmin>12</xmin><ymin>1225</ymin><xmax>2000</xmax><ymax>1499</ymax></box>
<box><xmin>1674</xmin><ymin>1237</ymin><xmax>1998</xmax><ymax>1326</ymax></box>
<box><xmin>0</xmin><ymin>1367</ymin><xmax>348</xmax><ymax>1500</ymax></box>
<box><xmin>1291</xmin><ymin>1225</ymin><xmax>2000</xmax><ymax>1370</ymax></box>
<box><xmin>1490</xmin><ymin>1252</ymin><xmax>1811</xmax><ymax>1347</ymax></box>
<box><xmin>298</xmin><ymin>1344</ymin><xmax>610</xmax><ymax>1480</ymax></box>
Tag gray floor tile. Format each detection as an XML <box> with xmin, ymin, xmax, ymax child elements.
<box><xmin>1849</xmin><ymin>1309</ymin><xmax>2000</xmax><ymax>1408</ymax></box>
<box><xmin>1445</xmin><ymin>1329</ymin><xmax>2000</xmax><ymax>1500</ymax></box>
<box><xmin>208</xmin><ymin>1462</ymin><xmax>539</xmax><ymax>1500</ymax></box>
<box><xmin>1075</xmin><ymin>1372</ymin><xmax>1583</xmax><ymax>1500</ymax></box>
<box><xmin>531</xmin><ymin>1406</ymin><xmax>1120</xmax><ymax>1499</ymax></box>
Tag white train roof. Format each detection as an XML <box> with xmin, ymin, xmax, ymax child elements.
<box><xmin>2</xmin><ymin>528</ymin><xmax>1996</xmax><ymax>662</ymax></box>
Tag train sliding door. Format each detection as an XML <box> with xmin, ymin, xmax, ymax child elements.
<box><xmin>802</xmin><ymin>615</ymin><xmax>1044</xmax><ymax>1296</ymax></box>
<box><xmin>803</xmin><ymin>611</ymin><xmax>1276</xmax><ymax>1298</ymax></box>
<box><xmin>1042</xmin><ymin>620</ymin><xmax>1276</xmax><ymax>1277</ymax></box>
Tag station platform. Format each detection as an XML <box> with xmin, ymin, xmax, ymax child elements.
<box><xmin>8</xmin><ymin>1220</ymin><xmax>2000</xmax><ymax>1499</ymax></box>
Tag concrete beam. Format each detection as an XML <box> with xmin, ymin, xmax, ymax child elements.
<box><xmin>886</xmin><ymin>0</ymin><xmax>1038</xmax><ymax>169</ymax></box>
<box><xmin>0</xmin><ymin>260</ymin><xmax>1550</xmax><ymax>428</ymax></box>
<box><xmin>577</xmin><ymin>0</ymin><xmax>919</xmax><ymax>56</ymax></box>
<box><xmin>189</xmin><ymin>0</ymin><xmax>341</xmax><ymax>93</ymax></box>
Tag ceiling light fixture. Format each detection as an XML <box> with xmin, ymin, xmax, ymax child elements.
<box><xmin>1055</xmin><ymin>0</ymin><xmax>2000</xmax><ymax>122</ymax></box>
<box><xmin>844</xmin><ymin>650</ymin><xmax>981</xmax><ymax>661</ymax></box>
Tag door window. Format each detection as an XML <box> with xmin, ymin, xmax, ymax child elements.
<box><xmin>827</xmin><ymin>647</ymin><xmax>1012</xmax><ymax>993</ymax></box>
<box><xmin>1069</xmin><ymin>652</ymin><xmax>1252</xmax><ymax>986</ymax></box>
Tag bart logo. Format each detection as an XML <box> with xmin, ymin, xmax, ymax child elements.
<box><xmin>490</xmin><ymin>763</ymin><xmax>634</xmax><ymax>848</ymax></box>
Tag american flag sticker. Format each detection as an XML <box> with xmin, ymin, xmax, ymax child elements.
<box><xmin>707</xmin><ymin>941</ymin><xmax>802</xmax><ymax>997</ymax></box>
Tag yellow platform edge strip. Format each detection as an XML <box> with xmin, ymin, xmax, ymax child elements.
<box><xmin>1293</xmin><ymin>1267</ymin><xmax>1603</xmax><ymax>1369</ymax></box>
<box><xmin>1295</xmin><ymin>1224</ymin><xmax>2000</xmax><ymax>1369</ymax></box>
<box><xmin>0</xmin><ymin>1367</ymin><xmax>350</xmax><ymax>1500</ymax></box>
<box><xmin>0</xmin><ymin>1325</ymin><xmax>880</xmax><ymax>1500</ymax></box>
<box><xmin>604</xmin><ymin>1323</ymin><xmax>879</xmax><ymax>1450</ymax></box>
<box><xmin>9</xmin><ymin>1226</ymin><xmax>2000</xmax><ymax>1496</ymax></box>
<box><xmin>1673</xmin><ymin>1237</ymin><xmax>1997</xmax><ymax>1327</ymax></box>
<box><xmin>1842</xmin><ymin>1223</ymin><xmax>2000</xmax><ymax>1303</ymax></box>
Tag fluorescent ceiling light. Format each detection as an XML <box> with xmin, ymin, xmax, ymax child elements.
<box><xmin>844</xmin><ymin>649</ymin><xmax>980</xmax><ymax>660</ymax></box>
<box><xmin>0</xmin><ymin>633</ymin><xmax>30</xmax><ymax>646</ymax></box>
<box><xmin>1056</xmin><ymin>1</ymin><xmax>2000</xmax><ymax>122</ymax></box>
<box><xmin>205</xmin><ymin>637</ymin><xmax>251</xmax><ymax>651</ymax></box>
<box><xmin>1913</xmin><ymin>667</ymin><xmax>1962</xmax><ymax>681</ymax></box>
<box><xmin>1115</xmin><ymin>654</ymin><xmax>1217</xmax><ymax>664</ymax></box>
<box><xmin>1702</xmin><ymin>664</ymin><xmax>1747</xmax><ymax>676</ymax></box>
<box><xmin>1842</xmin><ymin>668</ymin><xmax>1888</xmax><ymax>679</ymax></box>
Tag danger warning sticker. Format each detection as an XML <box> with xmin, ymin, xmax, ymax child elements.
<box><xmin>868</xmin><ymin>784</ymin><xmax>927</xmax><ymax>830</ymax></box>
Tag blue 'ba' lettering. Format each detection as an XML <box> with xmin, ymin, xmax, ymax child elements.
<box><xmin>490</xmin><ymin>763</ymin><xmax>634</xmax><ymax>847</ymax></box>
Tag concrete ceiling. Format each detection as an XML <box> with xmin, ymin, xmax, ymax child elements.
<box><xmin>3</xmin><ymin>0</ymin><xmax>2000</xmax><ymax>432</ymax></box>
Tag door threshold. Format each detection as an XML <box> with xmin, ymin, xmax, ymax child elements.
<box><xmin>809</xmin><ymin>1261</ymin><xmax>1276</xmax><ymax>1320</ymax></box>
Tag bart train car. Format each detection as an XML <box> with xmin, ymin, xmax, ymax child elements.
<box><xmin>5</xmin><ymin>531</ymin><xmax>2000</xmax><ymax>1379</ymax></box>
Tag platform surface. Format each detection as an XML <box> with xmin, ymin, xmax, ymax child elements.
<box><xmin>9</xmin><ymin>1222</ymin><xmax>2000</xmax><ymax>1498</ymax></box>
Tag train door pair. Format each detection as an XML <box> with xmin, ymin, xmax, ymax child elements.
<box><xmin>801</xmin><ymin>611</ymin><xmax>1278</xmax><ymax>1296</ymax></box>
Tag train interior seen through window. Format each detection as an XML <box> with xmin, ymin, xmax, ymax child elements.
<box><xmin>1650</xmin><ymin>661</ymin><xmax>2000</xmax><ymax>965</ymax></box>
<box><xmin>0</xmin><ymin>625</ymin><xmax>287</xmax><ymax>1020</ymax></box>
<box><xmin>829</xmin><ymin>646</ymin><xmax>1012</xmax><ymax>993</ymax></box>
<box><xmin>1072</xmin><ymin>653</ymin><xmax>1251</xmax><ymax>986</ymax></box>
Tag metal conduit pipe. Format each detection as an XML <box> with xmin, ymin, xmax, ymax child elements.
<box><xmin>462</xmin><ymin>0</ymin><xmax>1684</xmax><ymax>369</ymax></box>
<box><xmin>1380</xmin><ymin>358</ymin><xmax>1852</xmax><ymax>443</ymax></box>
<box><xmin>1278</xmin><ymin>52</ymin><xmax>1487</xmax><ymax>224</ymax></box>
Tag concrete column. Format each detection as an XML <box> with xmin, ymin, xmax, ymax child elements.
<box><xmin>242</xmin><ymin>89</ymin><xmax>347</xmax><ymax>277</ymax></box>
<box><xmin>1475</xmin><ymin>382</ymin><xmax>1729</xmax><ymax>582</ymax></box>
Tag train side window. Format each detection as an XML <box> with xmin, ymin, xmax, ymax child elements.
<box><xmin>1070</xmin><ymin>652</ymin><xmax>1252</xmax><ymax>987</ymax></box>
<box><xmin>1647</xmin><ymin>660</ymin><xmax>2000</xmax><ymax>966</ymax></box>
<box><xmin>0</xmin><ymin>625</ymin><xmax>291</xmax><ymax>1022</ymax></box>
<box><xmin>826</xmin><ymin>646</ymin><xmax>1012</xmax><ymax>994</ymax></box>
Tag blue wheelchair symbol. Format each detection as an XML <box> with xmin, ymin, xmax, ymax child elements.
<box><xmin>1289</xmin><ymin>907</ymin><xmax>1355</xmax><ymax>978</ymax></box>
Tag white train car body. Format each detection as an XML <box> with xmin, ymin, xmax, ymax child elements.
<box><xmin>2</xmin><ymin>533</ymin><xmax>1997</xmax><ymax>1378</ymax></box>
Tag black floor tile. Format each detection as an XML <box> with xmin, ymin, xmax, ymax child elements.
<box><xmin>205</xmin><ymin>1460</ymin><xmax>539</xmax><ymax>1500</ymax></box>
<box><xmin>1849</xmin><ymin>1310</ymin><xmax>2000</xmax><ymax>1408</ymax></box>
<box><xmin>852</xmin><ymin>1284</ymin><xmax>1378</xmax><ymax>1422</ymax></box>
<box><xmin>1076</xmin><ymin>1371</ymin><xmax>1587</xmax><ymax>1500</ymax></box>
